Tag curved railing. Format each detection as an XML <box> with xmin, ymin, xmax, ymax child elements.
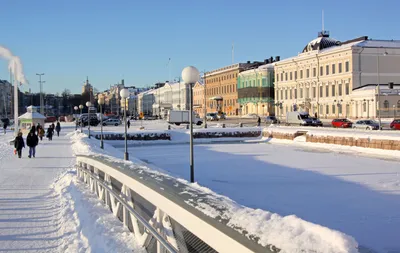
<box><xmin>75</xmin><ymin>155</ymin><xmax>278</xmax><ymax>253</ymax></box>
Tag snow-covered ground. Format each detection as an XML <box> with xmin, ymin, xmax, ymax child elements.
<box><xmin>127</xmin><ymin>141</ymin><xmax>400</xmax><ymax>253</ymax></box>
<box><xmin>0</xmin><ymin>127</ymin><xmax>143</xmax><ymax>253</ymax></box>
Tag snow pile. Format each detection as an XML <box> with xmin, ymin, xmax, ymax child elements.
<box><xmin>70</xmin><ymin>131</ymin><xmax>359</xmax><ymax>253</ymax></box>
<box><xmin>183</xmin><ymin>183</ymin><xmax>358</xmax><ymax>253</ymax></box>
<box><xmin>51</xmin><ymin>168</ymin><xmax>145</xmax><ymax>253</ymax></box>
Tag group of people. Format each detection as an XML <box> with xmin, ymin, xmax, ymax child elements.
<box><xmin>13</xmin><ymin>122</ymin><xmax>62</xmax><ymax>159</ymax></box>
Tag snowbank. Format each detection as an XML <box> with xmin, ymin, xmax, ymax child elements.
<box><xmin>51</xmin><ymin>168</ymin><xmax>145</xmax><ymax>253</ymax></box>
<box><xmin>70</xmin><ymin>131</ymin><xmax>359</xmax><ymax>253</ymax></box>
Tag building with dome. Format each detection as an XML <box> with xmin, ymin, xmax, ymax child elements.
<box><xmin>274</xmin><ymin>31</ymin><xmax>400</xmax><ymax>120</ymax></box>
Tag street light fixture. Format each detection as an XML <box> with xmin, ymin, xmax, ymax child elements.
<box><xmin>120</xmin><ymin>88</ymin><xmax>130</xmax><ymax>160</ymax></box>
<box><xmin>182</xmin><ymin>66</ymin><xmax>200</xmax><ymax>183</ymax></box>
<box><xmin>74</xmin><ymin>106</ymin><xmax>78</xmax><ymax>130</ymax></box>
<box><xmin>79</xmin><ymin>104</ymin><xmax>84</xmax><ymax>132</ymax></box>
<box><xmin>86</xmin><ymin>101</ymin><xmax>92</xmax><ymax>138</ymax></box>
<box><xmin>98</xmin><ymin>96</ymin><xmax>105</xmax><ymax>149</ymax></box>
<box><xmin>36</xmin><ymin>73</ymin><xmax>45</xmax><ymax>114</ymax></box>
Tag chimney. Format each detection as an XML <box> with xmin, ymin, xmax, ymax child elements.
<box><xmin>247</xmin><ymin>61</ymin><xmax>251</xmax><ymax>64</ymax></box>
<box><xmin>275</xmin><ymin>56</ymin><xmax>280</xmax><ymax>62</ymax></box>
<box><xmin>269</xmin><ymin>56</ymin><xmax>274</xmax><ymax>63</ymax></box>
<box><xmin>264</xmin><ymin>59</ymin><xmax>269</xmax><ymax>64</ymax></box>
<box><xmin>122</xmin><ymin>79</ymin><xmax>125</xmax><ymax>86</ymax></box>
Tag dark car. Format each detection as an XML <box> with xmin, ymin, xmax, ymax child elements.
<box><xmin>309</xmin><ymin>117</ymin><xmax>323</xmax><ymax>127</ymax></box>
<box><xmin>390</xmin><ymin>119</ymin><xmax>400</xmax><ymax>130</ymax></box>
<box><xmin>78</xmin><ymin>115</ymin><xmax>99</xmax><ymax>126</ymax></box>
<box><xmin>332</xmin><ymin>118</ymin><xmax>353</xmax><ymax>128</ymax></box>
<box><xmin>353</xmin><ymin>120</ymin><xmax>381</xmax><ymax>130</ymax></box>
<box><xmin>264</xmin><ymin>116</ymin><xmax>279</xmax><ymax>124</ymax></box>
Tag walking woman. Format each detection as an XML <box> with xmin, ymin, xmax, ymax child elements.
<box><xmin>55</xmin><ymin>121</ymin><xmax>61</xmax><ymax>137</ymax></box>
<box><xmin>14</xmin><ymin>132</ymin><xmax>25</xmax><ymax>158</ymax></box>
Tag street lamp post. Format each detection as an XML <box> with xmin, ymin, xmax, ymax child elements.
<box><xmin>86</xmin><ymin>101</ymin><xmax>92</xmax><ymax>138</ymax></box>
<box><xmin>98</xmin><ymin>96</ymin><xmax>105</xmax><ymax>149</ymax></box>
<box><xmin>79</xmin><ymin>105</ymin><xmax>84</xmax><ymax>132</ymax></box>
<box><xmin>36</xmin><ymin>73</ymin><xmax>45</xmax><ymax>114</ymax></box>
<box><xmin>377</xmin><ymin>50</ymin><xmax>389</xmax><ymax>129</ymax></box>
<box><xmin>182</xmin><ymin>66</ymin><xmax>200</xmax><ymax>183</ymax></box>
<box><xmin>74</xmin><ymin>106</ymin><xmax>78</xmax><ymax>130</ymax></box>
<box><xmin>120</xmin><ymin>88</ymin><xmax>130</xmax><ymax>160</ymax></box>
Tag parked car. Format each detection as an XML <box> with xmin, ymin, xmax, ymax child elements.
<box><xmin>144</xmin><ymin>115</ymin><xmax>157</xmax><ymax>120</ymax></box>
<box><xmin>332</xmin><ymin>118</ymin><xmax>353</xmax><ymax>128</ymax></box>
<box><xmin>78</xmin><ymin>115</ymin><xmax>99</xmax><ymax>126</ymax></box>
<box><xmin>309</xmin><ymin>117</ymin><xmax>323</xmax><ymax>127</ymax></box>
<box><xmin>206</xmin><ymin>113</ymin><xmax>219</xmax><ymax>121</ymax></box>
<box><xmin>241</xmin><ymin>113</ymin><xmax>258</xmax><ymax>119</ymax></box>
<box><xmin>103</xmin><ymin>118</ymin><xmax>121</xmax><ymax>126</ymax></box>
<box><xmin>390</xmin><ymin>119</ymin><xmax>400</xmax><ymax>130</ymax></box>
<box><xmin>217</xmin><ymin>112</ymin><xmax>226</xmax><ymax>120</ymax></box>
<box><xmin>168</xmin><ymin>110</ymin><xmax>203</xmax><ymax>126</ymax></box>
<box><xmin>352</xmin><ymin>120</ymin><xmax>381</xmax><ymax>130</ymax></box>
<box><xmin>59</xmin><ymin>116</ymin><xmax>66</xmax><ymax>122</ymax></box>
<box><xmin>286</xmin><ymin>111</ymin><xmax>312</xmax><ymax>126</ymax></box>
<box><xmin>264</xmin><ymin>116</ymin><xmax>279</xmax><ymax>124</ymax></box>
<box><xmin>45</xmin><ymin>116</ymin><xmax>57</xmax><ymax>123</ymax></box>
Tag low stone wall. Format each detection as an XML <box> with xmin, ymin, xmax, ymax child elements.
<box><xmin>306</xmin><ymin>134</ymin><xmax>400</xmax><ymax>150</ymax></box>
<box><xmin>94</xmin><ymin>133</ymin><xmax>171</xmax><ymax>141</ymax></box>
<box><xmin>262</xmin><ymin>131</ymin><xmax>296</xmax><ymax>140</ymax></box>
<box><xmin>194</xmin><ymin>130</ymin><xmax>261</xmax><ymax>139</ymax></box>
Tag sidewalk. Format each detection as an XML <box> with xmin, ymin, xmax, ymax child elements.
<box><xmin>0</xmin><ymin>130</ymin><xmax>75</xmax><ymax>252</ymax></box>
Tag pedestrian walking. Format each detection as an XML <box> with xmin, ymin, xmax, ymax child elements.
<box><xmin>14</xmin><ymin>132</ymin><xmax>25</xmax><ymax>158</ymax></box>
<box><xmin>3</xmin><ymin>122</ymin><xmax>7</xmax><ymax>134</ymax></box>
<box><xmin>39</xmin><ymin>127</ymin><xmax>45</xmax><ymax>141</ymax></box>
<box><xmin>257</xmin><ymin>116</ymin><xmax>261</xmax><ymax>127</ymax></box>
<box><xmin>127</xmin><ymin>120</ymin><xmax>130</xmax><ymax>129</ymax></box>
<box><xmin>31</xmin><ymin>125</ymin><xmax>36</xmax><ymax>135</ymax></box>
<box><xmin>47</xmin><ymin>126</ymin><xmax>54</xmax><ymax>141</ymax></box>
<box><xmin>51</xmin><ymin>123</ymin><xmax>55</xmax><ymax>130</ymax></box>
<box><xmin>314</xmin><ymin>112</ymin><xmax>318</xmax><ymax>119</ymax></box>
<box><xmin>36</xmin><ymin>123</ymin><xmax>42</xmax><ymax>135</ymax></box>
<box><xmin>27</xmin><ymin>131</ymin><xmax>39</xmax><ymax>158</ymax></box>
<box><xmin>55</xmin><ymin>121</ymin><xmax>61</xmax><ymax>137</ymax></box>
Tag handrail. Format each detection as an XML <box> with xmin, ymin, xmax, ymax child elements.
<box><xmin>76</xmin><ymin>154</ymin><xmax>278</xmax><ymax>253</ymax></box>
<box><xmin>78</xmin><ymin>165</ymin><xmax>178</xmax><ymax>253</ymax></box>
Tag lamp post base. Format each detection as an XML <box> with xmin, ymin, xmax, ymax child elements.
<box><xmin>124</xmin><ymin>152</ymin><xmax>129</xmax><ymax>161</ymax></box>
<box><xmin>100</xmin><ymin>141</ymin><xmax>104</xmax><ymax>149</ymax></box>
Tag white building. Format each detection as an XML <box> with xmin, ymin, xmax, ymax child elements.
<box><xmin>274</xmin><ymin>32</ymin><xmax>400</xmax><ymax>119</ymax></box>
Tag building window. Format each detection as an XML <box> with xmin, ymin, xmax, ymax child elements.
<box><xmin>363</xmin><ymin>102</ymin><xmax>367</xmax><ymax>112</ymax></box>
<box><xmin>276</xmin><ymin>74</ymin><xmax>279</xmax><ymax>82</ymax></box>
<box><xmin>325</xmin><ymin>86</ymin><xmax>329</xmax><ymax>97</ymax></box>
<box><xmin>332</xmin><ymin>104</ymin><xmax>336</xmax><ymax>114</ymax></box>
<box><xmin>300</xmin><ymin>88</ymin><xmax>303</xmax><ymax>98</ymax></box>
<box><xmin>320</xmin><ymin>86</ymin><xmax>323</xmax><ymax>97</ymax></box>
<box><xmin>339</xmin><ymin>84</ymin><xmax>343</xmax><ymax>96</ymax></box>
<box><xmin>332</xmin><ymin>85</ymin><xmax>335</xmax><ymax>96</ymax></box>
<box><xmin>290</xmin><ymin>89</ymin><xmax>293</xmax><ymax>99</ymax></box>
<box><xmin>346</xmin><ymin>83</ymin><xmax>350</xmax><ymax>95</ymax></box>
<box><xmin>306</xmin><ymin>88</ymin><xmax>310</xmax><ymax>98</ymax></box>
<box><xmin>320</xmin><ymin>105</ymin><xmax>323</xmax><ymax>114</ymax></box>
<box><xmin>294</xmin><ymin>71</ymin><xmax>297</xmax><ymax>80</ymax></box>
<box><xmin>346</xmin><ymin>104</ymin><xmax>349</xmax><ymax>116</ymax></box>
<box><xmin>285</xmin><ymin>90</ymin><xmax>288</xmax><ymax>100</ymax></box>
<box><xmin>332</xmin><ymin>64</ymin><xmax>336</xmax><ymax>74</ymax></box>
<box><xmin>339</xmin><ymin>63</ymin><xmax>343</xmax><ymax>73</ymax></box>
<box><xmin>285</xmin><ymin>73</ymin><xmax>288</xmax><ymax>81</ymax></box>
<box><xmin>384</xmin><ymin>100</ymin><xmax>390</xmax><ymax>110</ymax></box>
<box><xmin>306</xmin><ymin>69</ymin><xmax>310</xmax><ymax>78</ymax></box>
<box><xmin>345</xmin><ymin>61</ymin><xmax>350</xmax><ymax>72</ymax></box>
<box><xmin>313</xmin><ymin>87</ymin><xmax>316</xmax><ymax>98</ymax></box>
<box><xmin>397</xmin><ymin>100</ymin><xmax>400</xmax><ymax>112</ymax></box>
<box><xmin>338</xmin><ymin>104</ymin><xmax>342</xmax><ymax>114</ymax></box>
<box><xmin>280</xmin><ymin>73</ymin><xmax>283</xmax><ymax>81</ymax></box>
<box><xmin>294</xmin><ymin>88</ymin><xmax>297</xmax><ymax>99</ymax></box>
<box><xmin>326</xmin><ymin>65</ymin><xmax>330</xmax><ymax>75</ymax></box>
<box><xmin>290</xmin><ymin>72</ymin><xmax>293</xmax><ymax>80</ymax></box>
<box><xmin>300</xmin><ymin>70</ymin><xmax>303</xmax><ymax>79</ymax></box>
<box><xmin>280</xmin><ymin>90</ymin><xmax>283</xmax><ymax>100</ymax></box>
<box><xmin>313</xmin><ymin>68</ymin><xmax>316</xmax><ymax>77</ymax></box>
<box><xmin>320</xmin><ymin>66</ymin><xmax>323</xmax><ymax>76</ymax></box>
<box><xmin>326</xmin><ymin>105</ymin><xmax>329</xmax><ymax>114</ymax></box>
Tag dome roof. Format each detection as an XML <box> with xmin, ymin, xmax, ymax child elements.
<box><xmin>302</xmin><ymin>35</ymin><xmax>341</xmax><ymax>53</ymax></box>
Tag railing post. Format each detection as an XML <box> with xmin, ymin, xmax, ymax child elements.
<box><xmin>156</xmin><ymin>207</ymin><xmax>163</xmax><ymax>253</ymax></box>
<box><xmin>122</xmin><ymin>185</ymin><xmax>130</xmax><ymax>229</ymax></box>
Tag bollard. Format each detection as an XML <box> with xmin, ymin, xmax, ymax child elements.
<box><xmin>239</xmin><ymin>122</ymin><xmax>243</xmax><ymax>128</ymax></box>
<box><xmin>204</xmin><ymin>123</ymin><xmax>207</xmax><ymax>128</ymax></box>
<box><xmin>222</xmin><ymin>123</ymin><xmax>225</xmax><ymax>128</ymax></box>
<box><xmin>186</xmin><ymin>125</ymin><xmax>189</xmax><ymax>130</ymax></box>
<box><xmin>168</xmin><ymin>125</ymin><xmax>171</xmax><ymax>130</ymax></box>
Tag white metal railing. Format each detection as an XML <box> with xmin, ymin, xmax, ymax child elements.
<box><xmin>76</xmin><ymin>155</ymin><xmax>277</xmax><ymax>253</ymax></box>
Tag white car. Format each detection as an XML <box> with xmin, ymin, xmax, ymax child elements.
<box><xmin>241</xmin><ymin>113</ymin><xmax>258</xmax><ymax>119</ymax></box>
<box><xmin>103</xmin><ymin>118</ymin><xmax>121</xmax><ymax>126</ymax></box>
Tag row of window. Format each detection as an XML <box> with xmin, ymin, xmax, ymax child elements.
<box><xmin>277</xmin><ymin>61</ymin><xmax>350</xmax><ymax>82</ymax></box>
<box><xmin>207</xmin><ymin>84</ymin><xmax>236</xmax><ymax>96</ymax></box>
<box><xmin>277</xmin><ymin>83</ymin><xmax>351</xmax><ymax>100</ymax></box>
<box><xmin>239</xmin><ymin>78</ymin><xmax>268</xmax><ymax>88</ymax></box>
<box><xmin>206</xmin><ymin>73</ymin><xmax>238</xmax><ymax>84</ymax></box>
<box><xmin>208</xmin><ymin>99</ymin><xmax>238</xmax><ymax>108</ymax></box>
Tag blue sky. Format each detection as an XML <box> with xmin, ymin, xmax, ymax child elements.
<box><xmin>1</xmin><ymin>0</ymin><xmax>399</xmax><ymax>94</ymax></box>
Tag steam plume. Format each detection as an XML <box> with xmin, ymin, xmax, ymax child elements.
<box><xmin>0</xmin><ymin>46</ymin><xmax>27</xmax><ymax>84</ymax></box>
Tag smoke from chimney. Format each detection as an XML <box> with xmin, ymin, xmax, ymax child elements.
<box><xmin>0</xmin><ymin>46</ymin><xmax>27</xmax><ymax>84</ymax></box>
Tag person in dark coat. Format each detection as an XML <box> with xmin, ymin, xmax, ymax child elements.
<box><xmin>31</xmin><ymin>125</ymin><xmax>36</xmax><ymax>135</ymax></box>
<box><xmin>27</xmin><ymin>131</ymin><xmax>39</xmax><ymax>158</ymax></box>
<box><xmin>3</xmin><ymin>122</ymin><xmax>7</xmax><ymax>134</ymax></box>
<box><xmin>47</xmin><ymin>126</ymin><xmax>54</xmax><ymax>141</ymax></box>
<box><xmin>14</xmin><ymin>132</ymin><xmax>25</xmax><ymax>158</ymax></box>
<box><xmin>55</xmin><ymin>122</ymin><xmax>61</xmax><ymax>137</ymax></box>
<box><xmin>51</xmin><ymin>123</ymin><xmax>55</xmax><ymax>129</ymax></box>
<box><xmin>127</xmin><ymin>120</ymin><xmax>130</xmax><ymax>129</ymax></box>
<box><xmin>36</xmin><ymin>123</ymin><xmax>42</xmax><ymax>135</ymax></box>
<box><xmin>257</xmin><ymin>116</ymin><xmax>261</xmax><ymax>126</ymax></box>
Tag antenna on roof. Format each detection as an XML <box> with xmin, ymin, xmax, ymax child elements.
<box><xmin>322</xmin><ymin>9</ymin><xmax>324</xmax><ymax>32</ymax></box>
<box><xmin>232</xmin><ymin>41</ymin><xmax>234</xmax><ymax>64</ymax></box>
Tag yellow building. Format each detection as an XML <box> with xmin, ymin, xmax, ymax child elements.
<box><xmin>274</xmin><ymin>32</ymin><xmax>400</xmax><ymax>119</ymax></box>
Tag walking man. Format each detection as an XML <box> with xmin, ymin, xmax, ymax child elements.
<box><xmin>47</xmin><ymin>126</ymin><xmax>54</xmax><ymax>141</ymax></box>
<box><xmin>127</xmin><ymin>120</ymin><xmax>130</xmax><ymax>129</ymax></box>
<box><xmin>27</xmin><ymin>131</ymin><xmax>39</xmax><ymax>158</ymax></box>
<box><xmin>3</xmin><ymin>122</ymin><xmax>7</xmax><ymax>134</ymax></box>
<box><xmin>14</xmin><ymin>132</ymin><xmax>25</xmax><ymax>158</ymax></box>
<box><xmin>55</xmin><ymin>121</ymin><xmax>61</xmax><ymax>137</ymax></box>
<box><xmin>257</xmin><ymin>116</ymin><xmax>261</xmax><ymax>127</ymax></box>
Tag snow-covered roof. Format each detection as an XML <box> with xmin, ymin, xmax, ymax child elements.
<box><xmin>355</xmin><ymin>40</ymin><xmax>400</xmax><ymax>48</ymax></box>
<box><xmin>18</xmin><ymin>112</ymin><xmax>46</xmax><ymax>120</ymax></box>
